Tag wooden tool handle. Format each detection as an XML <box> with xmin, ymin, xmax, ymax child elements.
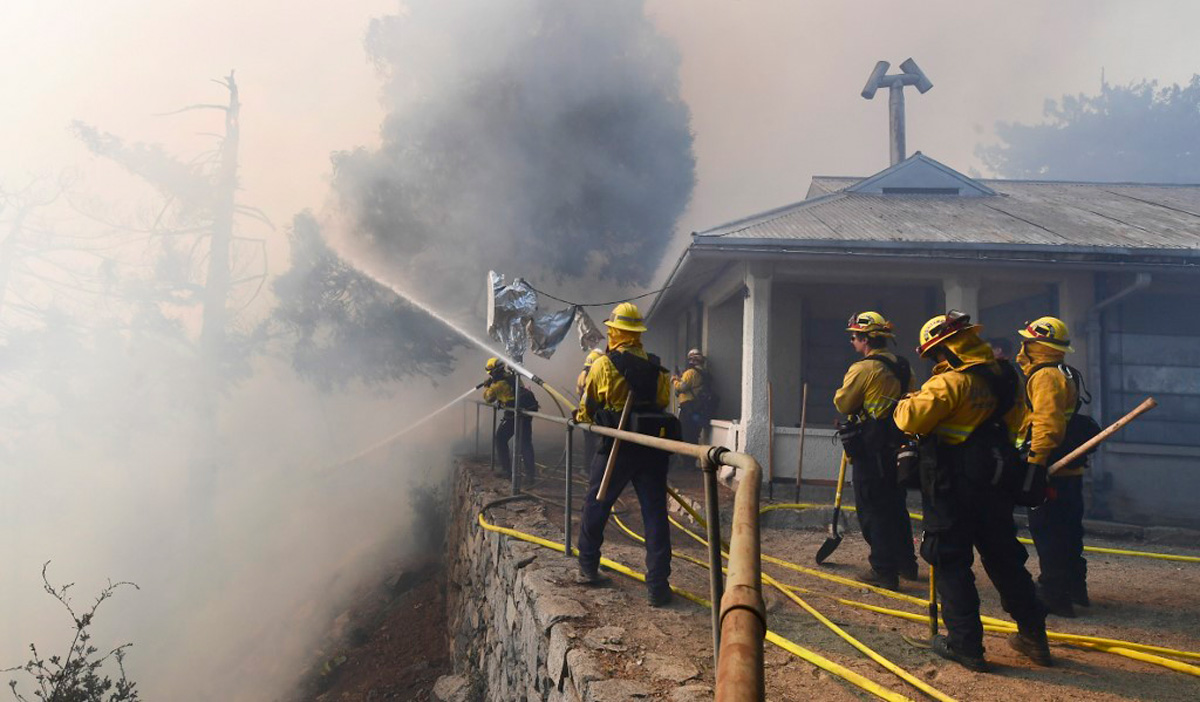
<box><xmin>1048</xmin><ymin>397</ymin><xmax>1157</xmax><ymax>474</ymax></box>
<box><xmin>596</xmin><ymin>393</ymin><xmax>634</xmax><ymax>501</ymax></box>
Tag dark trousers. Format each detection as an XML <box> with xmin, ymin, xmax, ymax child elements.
<box><xmin>679</xmin><ymin>401</ymin><xmax>708</xmax><ymax>445</ymax></box>
<box><xmin>852</xmin><ymin>452</ymin><xmax>917</xmax><ymax>576</ymax></box>
<box><xmin>1028</xmin><ymin>474</ymin><xmax>1087</xmax><ymax>602</ymax></box>
<box><xmin>495</xmin><ymin>413</ymin><xmax>535</xmax><ymax>478</ymax></box>
<box><xmin>577</xmin><ymin>443</ymin><xmax>672</xmax><ymax>587</ymax></box>
<box><xmin>921</xmin><ymin>486</ymin><xmax>1045</xmax><ymax>657</ymax></box>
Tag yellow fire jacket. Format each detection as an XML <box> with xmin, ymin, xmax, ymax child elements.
<box><xmin>1017</xmin><ymin>342</ymin><xmax>1080</xmax><ymax>475</ymax></box>
<box><xmin>576</xmin><ymin>342</ymin><xmax>670</xmax><ymax>423</ymax></box>
<box><xmin>673</xmin><ymin>365</ymin><xmax>708</xmax><ymax>404</ymax></box>
<box><xmin>834</xmin><ymin>350</ymin><xmax>912</xmax><ymax>419</ymax></box>
<box><xmin>483</xmin><ymin>378</ymin><xmax>515</xmax><ymax>407</ymax></box>
<box><xmin>894</xmin><ymin>332</ymin><xmax>1024</xmax><ymax>445</ymax></box>
<box><xmin>575</xmin><ymin>368</ymin><xmax>588</xmax><ymax>399</ymax></box>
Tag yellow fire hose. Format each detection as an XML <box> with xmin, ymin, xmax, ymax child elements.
<box><xmin>658</xmin><ymin>501</ymin><xmax>1200</xmax><ymax>675</ymax></box>
<box><xmin>760</xmin><ymin>502</ymin><xmax>1200</xmax><ymax>564</ymax></box>
<box><xmin>479</xmin><ymin>510</ymin><xmax>916</xmax><ymax>701</ymax></box>
<box><xmin>610</xmin><ymin>512</ymin><xmax>953</xmax><ymax>701</ymax></box>
<box><xmin>481</xmin><ymin>486</ymin><xmax>1200</xmax><ymax>701</ymax></box>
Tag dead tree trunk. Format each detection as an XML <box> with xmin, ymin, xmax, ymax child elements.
<box><xmin>199</xmin><ymin>72</ymin><xmax>239</xmax><ymax>367</ymax></box>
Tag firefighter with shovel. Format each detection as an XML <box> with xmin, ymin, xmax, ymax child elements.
<box><xmin>574</xmin><ymin>302</ymin><xmax>678</xmax><ymax>607</ymax></box>
<box><xmin>830</xmin><ymin>311</ymin><xmax>919</xmax><ymax>591</ymax></box>
<box><xmin>894</xmin><ymin>311</ymin><xmax>1051</xmax><ymax>672</ymax></box>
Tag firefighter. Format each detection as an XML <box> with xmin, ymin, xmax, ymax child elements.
<box><xmin>482</xmin><ymin>357</ymin><xmax>538</xmax><ymax>480</ymax></box>
<box><xmin>834</xmin><ymin>311</ymin><xmax>918</xmax><ymax>590</ymax></box>
<box><xmin>673</xmin><ymin>349</ymin><xmax>714</xmax><ymax>444</ymax></box>
<box><xmin>575</xmin><ymin>302</ymin><xmax>675</xmax><ymax>606</ymax></box>
<box><xmin>894</xmin><ymin>311</ymin><xmax>1051</xmax><ymax>671</ymax></box>
<box><xmin>1017</xmin><ymin>316</ymin><xmax>1088</xmax><ymax>618</ymax></box>
<box><xmin>577</xmin><ymin>349</ymin><xmax>604</xmax><ymax>462</ymax></box>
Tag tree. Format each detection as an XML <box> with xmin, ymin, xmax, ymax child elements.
<box><xmin>268</xmin><ymin>212</ymin><xmax>462</xmax><ymax>390</ymax></box>
<box><xmin>5</xmin><ymin>564</ymin><xmax>139</xmax><ymax>702</ymax></box>
<box><xmin>71</xmin><ymin>71</ymin><xmax>268</xmax><ymax>377</ymax></box>
<box><xmin>979</xmin><ymin>76</ymin><xmax>1200</xmax><ymax>183</ymax></box>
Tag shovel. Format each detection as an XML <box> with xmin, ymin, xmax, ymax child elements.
<box><xmin>596</xmin><ymin>393</ymin><xmax>634</xmax><ymax>502</ymax></box>
<box><xmin>903</xmin><ymin>565</ymin><xmax>939</xmax><ymax>649</ymax></box>
<box><xmin>815</xmin><ymin>451</ymin><xmax>849</xmax><ymax>564</ymax></box>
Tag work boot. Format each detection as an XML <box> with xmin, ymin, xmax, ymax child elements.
<box><xmin>856</xmin><ymin>568</ymin><xmax>900</xmax><ymax>591</ymax></box>
<box><xmin>931</xmin><ymin>635</ymin><xmax>989</xmax><ymax>673</ymax></box>
<box><xmin>901</xmin><ymin>564</ymin><xmax>921</xmax><ymax>582</ymax></box>
<box><xmin>1070</xmin><ymin>583</ymin><xmax>1091</xmax><ymax>608</ymax></box>
<box><xmin>576</xmin><ymin>563</ymin><xmax>609</xmax><ymax>586</ymax></box>
<box><xmin>647</xmin><ymin>583</ymin><xmax>674</xmax><ymax>608</ymax></box>
<box><xmin>1038</xmin><ymin>588</ymin><xmax>1076</xmax><ymax>619</ymax></box>
<box><xmin>1008</xmin><ymin>632</ymin><xmax>1053</xmax><ymax>666</ymax></box>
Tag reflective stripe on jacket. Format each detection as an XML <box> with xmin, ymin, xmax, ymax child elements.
<box><xmin>834</xmin><ymin>350</ymin><xmax>911</xmax><ymax>419</ymax></box>
<box><xmin>894</xmin><ymin>332</ymin><xmax>1024</xmax><ymax>445</ymax></box>
<box><xmin>576</xmin><ymin>342</ymin><xmax>670</xmax><ymax>423</ymax></box>
<box><xmin>1018</xmin><ymin>343</ymin><xmax>1080</xmax><ymax>474</ymax></box>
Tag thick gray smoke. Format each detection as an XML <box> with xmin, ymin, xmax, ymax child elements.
<box><xmin>328</xmin><ymin>0</ymin><xmax>695</xmax><ymax>306</ymax></box>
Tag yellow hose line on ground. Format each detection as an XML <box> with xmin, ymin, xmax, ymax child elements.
<box><xmin>762</xmin><ymin>551</ymin><xmax>929</xmax><ymax>607</ymax></box>
<box><xmin>763</xmin><ymin>631</ymin><xmax>915</xmax><ymax>702</ymax></box>
<box><xmin>763</xmin><ymin>572</ymin><xmax>957</xmax><ymax>702</ymax></box>
<box><xmin>762</xmin><ymin>503</ymin><xmax>1200</xmax><ymax>564</ymax></box>
<box><xmin>660</xmin><ymin>512</ymin><xmax>953</xmax><ymax>702</ymax></box>
<box><xmin>804</xmin><ymin>585</ymin><xmax>1200</xmax><ymax>676</ymax></box>
<box><xmin>478</xmin><ymin>511</ymin><xmax>917</xmax><ymax>700</ymax></box>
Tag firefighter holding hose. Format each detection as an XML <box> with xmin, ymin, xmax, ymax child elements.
<box><xmin>574</xmin><ymin>302</ymin><xmax>677</xmax><ymax>607</ymax></box>
<box><xmin>482</xmin><ymin>357</ymin><xmax>538</xmax><ymax>480</ymax></box>
<box><xmin>894</xmin><ymin>311</ymin><xmax>1051</xmax><ymax>671</ymax></box>
<box><xmin>833</xmin><ymin>311</ymin><xmax>918</xmax><ymax>591</ymax></box>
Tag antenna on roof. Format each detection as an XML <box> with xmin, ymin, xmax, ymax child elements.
<box><xmin>861</xmin><ymin>58</ymin><xmax>933</xmax><ymax>166</ymax></box>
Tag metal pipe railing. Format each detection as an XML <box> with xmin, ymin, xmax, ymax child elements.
<box><xmin>463</xmin><ymin>396</ymin><xmax>765</xmax><ymax>700</ymax></box>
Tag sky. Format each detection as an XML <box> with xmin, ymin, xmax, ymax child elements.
<box><xmin>6</xmin><ymin>0</ymin><xmax>1200</xmax><ymax>280</ymax></box>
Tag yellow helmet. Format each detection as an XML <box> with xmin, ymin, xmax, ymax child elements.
<box><xmin>583</xmin><ymin>349</ymin><xmax>604</xmax><ymax>367</ymax></box>
<box><xmin>917</xmin><ymin>310</ymin><xmax>979</xmax><ymax>357</ymax></box>
<box><xmin>485</xmin><ymin>357</ymin><xmax>503</xmax><ymax>372</ymax></box>
<box><xmin>604</xmin><ymin>301</ymin><xmax>648</xmax><ymax>332</ymax></box>
<box><xmin>1019</xmin><ymin>316</ymin><xmax>1073</xmax><ymax>352</ymax></box>
<box><xmin>846</xmin><ymin>311</ymin><xmax>895</xmax><ymax>338</ymax></box>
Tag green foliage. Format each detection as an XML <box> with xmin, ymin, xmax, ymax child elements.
<box><xmin>979</xmin><ymin>76</ymin><xmax>1200</xmax><ymax>183</ymax></box>
<box><xmin>5</xmin><ymin>564</ymin><xmax>139</xmax><ymax>702</ymax></box>
<box><xmin>268</xmin><ymin>212</ymin><xmax>462</xmax><ymax>390</ymax></box>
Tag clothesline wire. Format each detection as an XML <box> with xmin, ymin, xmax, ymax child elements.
<box><xmin>524</xmin><ymin>282</ymin><xmax>674</xmax><ymax>308</ymax></box>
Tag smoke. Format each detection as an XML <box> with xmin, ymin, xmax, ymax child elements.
<box><xmin>327</xmin><ymin>0</ymin><xmax>695</xmax><ymax>307</ymax></box>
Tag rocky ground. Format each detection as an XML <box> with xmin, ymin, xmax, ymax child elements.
<box><xmin>292</xmin><ymin>454</ymin><xmax>1200</xmax><ymax>701</ymax></box>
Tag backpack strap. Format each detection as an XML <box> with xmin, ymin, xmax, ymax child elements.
<box><xmin>965</xmin><ymin>360</ymin><xmax>1019</xmax><ymax>422</ymax></box>
<box><xmin>1025</xmin><ymin>362</ymin><xmax>1087</xmax><ymax>412</ymax></box>
<box><xmin>861</xmin><ymin>354</ymin><xmax>913</xmax><ymax>392</ymax></box>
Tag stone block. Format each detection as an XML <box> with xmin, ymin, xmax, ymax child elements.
<box><xmin>532</xmin><ymin>595</ymin><xmax>587</xmax><ymax>633</ymax></box>
<box><xmin>583</xmin><ymin>626</ymin><xmax>627</xmax><ymax>652</ymax></box>
<box><xmin>643</xmin><ymin>652</ymin><xmax>700</xmax><ymax>684</ymax></box>
<box><xmin>669</xmin><ymin>684</ymin><xmax>713</xmax><ymax>702</ymax></box>
<box><xmin>584</xmin><ymin>679</ymin><xmax>651</xmax><ymax>701</ymax></box>
<box><xmin>432</xmin><ymin>674</ymin><xmax>471</xmax><ymax>702</ymax></box>
<box><xmin>547</xmin><ymin>623</ymin><xmax>576</xmax><ymax>688</ymax></box>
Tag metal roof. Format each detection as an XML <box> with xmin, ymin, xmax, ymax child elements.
<box><xmin>699</xmin><ymin>175</ymin><xmax>1200</xmax><ymax>252</ymax></box>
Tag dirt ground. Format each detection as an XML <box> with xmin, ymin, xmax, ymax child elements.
<box><xmin>516</xmin><ymin>458</ymin><xmax>1200</xmax><ymax>701</ymax></box>
<box><xmin>291</xmin><ymin>455</ymin><xmax>1200</xmax><ymax>701</ymax></box>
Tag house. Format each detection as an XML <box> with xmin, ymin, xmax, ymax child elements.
<box><xmin>646</xmin><ymin>152</ymin><xmax>1200</xmax><ymax>526</ymax></box>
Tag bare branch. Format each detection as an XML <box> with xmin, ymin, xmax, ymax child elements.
<box><xmin>155</xmin><ymin>103</ymin><xmax>227</xmax><ymax>117</ymax></box>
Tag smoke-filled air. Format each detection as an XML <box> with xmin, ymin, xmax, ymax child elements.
<box><xmin>6</xmin><ymin>0</ymin><xmax>1200</xmax><ymax>700</ymax></box>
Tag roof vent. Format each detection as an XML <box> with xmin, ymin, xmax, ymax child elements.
<box><xmin>861</xmin><ymin>59</ymin><xmax>933</xmax><ymax>166</ymax></box>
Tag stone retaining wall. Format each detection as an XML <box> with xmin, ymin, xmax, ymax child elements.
<box><xmin>441</xmin><ymin>462</ymin><xmax>711</xmax><ymax>702</ymax></box>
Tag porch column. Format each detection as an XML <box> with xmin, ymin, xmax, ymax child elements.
<box><xmin>943</xmin><ymin>276</ymin><xmax>979</xmax><ymax>319</ymax></box>
<box><xmin>740</xmin><ymin>264</ymin><xmax>773</xmax><ymax>464</ymax></box>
